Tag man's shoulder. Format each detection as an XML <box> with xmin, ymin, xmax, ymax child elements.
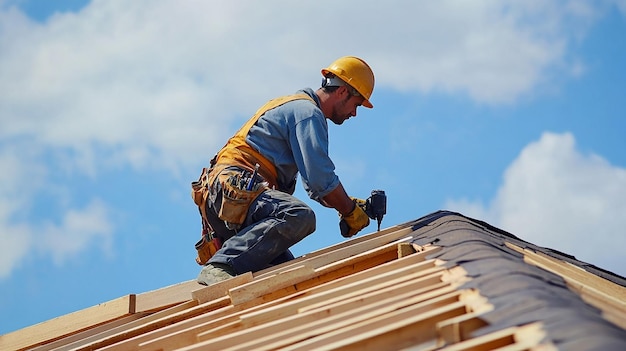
<box><xmin>272</xmin><ymin>90</ymin><xmax>321</xmax><ymax>119</ymax></box>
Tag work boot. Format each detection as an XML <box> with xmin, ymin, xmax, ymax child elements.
<box><xmin>197</xmin><ymin>262</ymin><xmax>236</xmax><ymax>286</ymax></box>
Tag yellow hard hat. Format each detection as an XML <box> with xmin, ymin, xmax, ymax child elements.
<box><xmin>321</xmin><ymin>56</ymin><xmax>375</xmax><ymax>108</ymax></box>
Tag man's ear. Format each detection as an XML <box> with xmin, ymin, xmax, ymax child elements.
<box><xmin>336</xmin><ymin>85</ymin><xmax>348</xmax><ymax>96</ymax></box>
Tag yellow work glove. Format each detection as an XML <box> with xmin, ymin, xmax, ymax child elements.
<box><xmin>351</xmin><ymin>197</ymin><xmax>367</xmax><ymax>210</ymax></box>
<box><xmin>339</xmin><ymin>200</ymin><xmax>370</xmax><ymax>238</ymax></box>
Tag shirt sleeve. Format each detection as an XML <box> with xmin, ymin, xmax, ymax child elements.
<box><xmin>290</xmin><ymin>114</ymin><xmax>339</xmax><ymax>201</ymax></box>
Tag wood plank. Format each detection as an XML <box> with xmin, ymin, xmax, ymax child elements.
<box><xmin>238</xmin><ymin>262</ymin><xmax>446</xmax><ymax>328</ymax></box>
<box><xmin>324</xmin><ymin>303</ymin><xmax>468</xmax><ymax>351</ymax></box>
<box><xmin>277</xmin><ymin>299</ymin><xmax>469</xmax><ymax>351</ymax></box>
<box><xmin>436</xmin><ymin>312</ymin><xmax>490</xmax><ymax>345</ymax></box>
<box><xmin>112</xmin><ymin>274</ymin><xmax>254</xmax><ymax>351</ymax></box>
<box><xmin>29</xmin><ymin>313</ymin><xmax>148</xmax><ymax>351</ymax></box>
<box><xmin>298</xmin><ymin>227</ymin><xmax>415</xmax><ymax>271</ymax></box>
<box><xmin>194</xmin><ymin>288</ymin><xmax>464</xmax><ymax>351</ymax></box>
<box><xmin>285</xmin><ymin>224</ymin><xmax>413</xmax><ymax>263</ymax></box>
<box><xmin>312</xmin><ymin>245</ymin><xmax>441</xmax><ymax>295</ymax></box>
<box><xmin>209</xmin><ymin>233</ymin><xmax>432</xmax><ymax>315</ymax></box>
<box><xmin>79</xmin><ymin>297</ymin><xmax>230</xmax><ymax>351</ymax></box>
<box><xmin>134</xmin><ymin>280</ymin><xmax>198</xmax><ymax>313</ymax></box>
<box><xmin>36</xmin><ymin>301</ymin><xmax>195</xmax><ymax>351</ymax></box>
<box><xmin>398</xmin><ymin>242</ymin><xmax>416</xmax><ymax>257</ymax></box>
<box><xmin>580</xmin><ymin>293</ymin><xmax>626</xmax><ymax>329</ymax></box>
<box><xmin>437</xmin><ymin>322</ymin><xmax>545</xmax><ymax>351</ymax></box>
<box><xmin>506</xmin><ymin>242</ymin><xmax>626</xmax><ymax>328</ymax></box>
<box><xmin>143</xmin><ymin>265</ymin><xmax>406</xmax><ymax>351</ymax></box>
<box><xmin>228</xmin><ymin>265</ymin><xmax>317</xmax><ymax>306</ymax></box>
<box><xmin>262</xmin><ymin>245</ymin><xmax>441</xmax><ymax>308</ymax></box>
<box><xmin>205</xmin><ymin>273</ymin><xmax>452</xmax><ymax>343</ymax></box>
<box><xmin>311</xmin><ymin>239</ymin><xmax>401</xmax><ymax>275</ymax></box>
<box><xmin>134</xmin><ymin>304</ymin><xmax>242</xmax><ymax>351</ymax></box>
<box><xmin>506</xmin><ymin>242</ymin><xmax>626</xmax><ymax>302</ymax></box>
<box><xmin>509</xmin><ymin>322</ymin><xmax>547</xmax><ymax>349</ymax></box>
<box><xmin>137</xmin><ymin>294</ymin><xmax>293</xmax><ymax>351</ymax></box>
<box><xmin>191</xmin><ymin>272</ymin><xmax>253</xmax><ymax>304</ymax></box>
<box><xmin>253</xmin><ymin>226</ymin><xmax>415</xmax><ymax>279</ymax></box>
<box><xmin>0</xmin><ymin>295</ymin><xmax>135</xmax><ymax>351</ymax></box>
<box><xmin>299</xmin><ymin>272</ymin><xmax>449</xmax><ymax>316</ymax></box>
<box><xmin>142</xmin><ymin>256</ymin><xmax>444</xmax><ymax>351</ymax></box>
<box><xmin>139</xmin><ymin>281</ymin><xmax>340</xmax><ymax>351</ymax></box>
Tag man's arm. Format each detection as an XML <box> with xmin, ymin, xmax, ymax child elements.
<box><xmin>320</xmin><ymin>182</ymin><xmax>355</xmax><ymax>215</ymax></box>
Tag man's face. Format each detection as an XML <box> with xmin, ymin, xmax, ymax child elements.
<box><xmin>328</xmin><ymin>87</ymin><xmax>365</xmax><ymax>125</ymax></box>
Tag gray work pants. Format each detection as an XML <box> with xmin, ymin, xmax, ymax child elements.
<box><xmin>206</xmin><ymin>175</ymin><xmax>316</xmax><ymax>274</ymax></box>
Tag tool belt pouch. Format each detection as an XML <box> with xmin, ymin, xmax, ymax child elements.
<box><xmin>217</xmin><ymin>171</ymin><xmax>266</xmax><ymax>228</ymax></box>
<box><xmin>195</xmin><ymin>230</ymin><xmax>222</xmax><ymax>265</ymax></box>
<box><xmin>191</xmin><ymin>167</ymin><xmax>210</xmax><ymax>207</ymax></box>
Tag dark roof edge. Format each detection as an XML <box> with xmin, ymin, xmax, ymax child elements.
<box><xmin>403</xmin><ymin>210</ymin><xmax>626</xmax><ymax>287</ymax></box>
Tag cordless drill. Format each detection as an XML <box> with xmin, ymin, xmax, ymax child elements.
<box><xmin>340</xmin><ymin>190</ymin><xmax>387</xmax><ymax>237</ymax></box>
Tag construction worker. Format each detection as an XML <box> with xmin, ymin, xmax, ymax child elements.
<box><xmin>196</xmin><ymin>56</ymin><xmax>375</xmax><ymax>285</ymax></box>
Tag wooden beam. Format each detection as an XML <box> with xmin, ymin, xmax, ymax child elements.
<box><xmin>255</xmin><ymin>245</ymin><xmax>441</xmax><ymax>309</ymax></box>
<box><xmin>142</xmin><ymin>258</ymin><xmax>442</xmax><ymax>350</ymax></box>
<box><xmin>0</xmin><ymin>295</ymin><xmax>135</xmax><ymax>351</ymax></box>
<box><xmin>437</xmin><ymin>312</ymin><xmax>489</xmax><ymax>345</ymax></box>
<box><xmin>240</xmin><ymin>272</ymin><xmax>441</xmax><ymax>328</ymax></box>
<box><xmin>134</xmin><ymin>280</ymin><xmax>198</xmax><ymax>313</ymax></box>
<box><xmin>134</xmin><ymin>304</ymin><xmax>244</xmax><ymax>351</ymax></box>
<box><xmin>322</xmin><ymin>303</ymin><xmax>469</xmax><ymax>351</ymax></box>
<box><xmin>228</xmin><ymin>265</ymin><xmax>317</xmax><ymax>306</ymax></box>
<box><xmin>312</xmin><ymin>239</ymin><xmax>401</xmax><ymax>276</ymax></box>
<box><xmin>506</xmin><ymin>242</ymin><xmax>626</xmax><ymax>301</ymax></box>
<box><xmin>80</xmin><ymin>297</ymin><xmax>230</xmax><ymax>351</ymax></box>
<box><xmin>38</xmin><ymin>301</ymin><xmax>196</xmax><ymax>351</ymax></box>
<box><xmin>191</xmin><ymin>272</ymin><xmax>253</xmax><ymax>304</ymax></box>
<box><xmin>289</xmin><ymin>224</ymin><xmax>413</xmax><ymax>262</ymax></box>
<box><xmin>238</xmin><ymin>262</ymin><xmax>445</xmax><ymax>328</ymax></box>
<box><xmin>435</xmin><ymin>322</ymin><xmax>546</xmax><ymax>351</ymax></box>
<box><xmin>253</xmin><ymin>226</ymin><xmax>415</xmax><ymax>279</ymax></box>
<box><xmin>29</xmin><ymin>313</ymin><xmax>149</xmax><ymax>351</ymax></box>
<box><xmin>259</xmin><ymin>297</ymin><xmax>469</xmax><ymax>351</ymax></box>
<box><xmin>506</xmin><ymin>242</ymin><xmax>626</xmax><ymax>329</ymax></box>
<box><xmin>398</xmin><ymin>242</ymin><xmax>416</xmax><ymax>258</ymax></box>
<box><xmin>192</xmin><ymin>288</ymin><xmax>465</xmax><ymax>351</ymax></box>
<box><xmin>313</xmin><ymin>245</ymin><xmax>441</xmax><ymax>295</ymax></box>
<box><xmin>298</xmin><ymin>273</ymin><xmax>450</xmax><ymax>316</ymax></box>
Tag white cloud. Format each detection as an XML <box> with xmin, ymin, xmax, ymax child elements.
<box><xmin>0</xmin><ymin>223</ymin><xmax>31</xmax><ymax>279</ymax></box>
<box><xmin>0</xmin><ymin>142</ymin><xmax>115</xmax><ymax>278</ymax></box>
<box><xmin>0</xmin><ymin>1</ymin><xmax>607</xmax><ymax>171</ymax></box>
<box><xmin>39</xmin><ymin>199</ymin><xmax>114</xmax><ymax>264</ymax></box>
<box><xmin>0</xmin><ymin>1</ymin><xmax>620</xmax><ymax>278</ymax></box>
<box><xmin>0</xmin><ymin>145</ymin><xmax>39</xmax><ymax>278</ymax></box>
<box><xmin>446</xmin><ymin>132</ymin><xmax>626</xmax><ymax>275</ymax></box>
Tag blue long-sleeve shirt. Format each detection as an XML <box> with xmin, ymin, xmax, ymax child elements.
<box><xmin>246</xmin><ymin>88</ymin><xmax>339</xmax><ymax>202</ymax></box>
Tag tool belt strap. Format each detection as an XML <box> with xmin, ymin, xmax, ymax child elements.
<box><xmin>191</xmin><ymin>166</ymin><xmax>221</xmax><ymax>265</ymax></box>
<box><xmin>215</xmin><ymin>93</ymin><xmax>315</xmax><ymax>189</ymax></box>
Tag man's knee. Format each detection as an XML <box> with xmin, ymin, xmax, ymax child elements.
<box><xmin>297</xmin><ymin>205</ymin><xmax>316</xmax><ymax>234</ymax></box>
<box><xmin>281</xmin><ymin>203</ymin><xmax>316</xmax><ymax>241</ymax></box>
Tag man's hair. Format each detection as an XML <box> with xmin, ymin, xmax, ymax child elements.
<box><xmin>321</xmin><ymin>85</ymin><xmax>340</xmax><ymax>93</ymax></box>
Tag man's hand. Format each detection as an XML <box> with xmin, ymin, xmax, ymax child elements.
<box><xmin>339</xmin><ymin>201</ymin><xmax>370</xmax><ymax>237</ymax></box>
<box><xmin>351</xmin><ymin>197</ymin><xmax>367</xmax><ymax>210</ymax></box>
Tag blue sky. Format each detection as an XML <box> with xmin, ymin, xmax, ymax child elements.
<box><xmin>1</xmin><ymin>0</ymin><xmax>625</xmax><ymax>335</ymax></box>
